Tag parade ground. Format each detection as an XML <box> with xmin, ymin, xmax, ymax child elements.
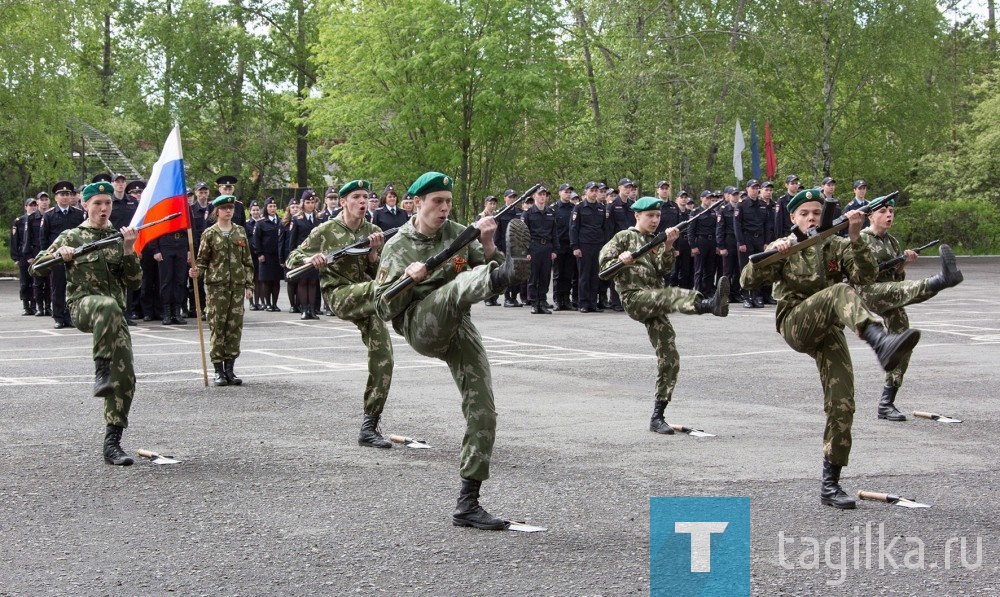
<box><xmin>1</xmin><ymin>256</ymin><xmax>997</xmax><ymax>595</ymax></box>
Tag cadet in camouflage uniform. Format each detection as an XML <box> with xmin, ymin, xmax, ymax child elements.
<box><xmin>741</xmin><ymin>188</ymin><xmax>923</xmax><ymax>510</ymax></box>
<box><xmin>856</xmin><ymin>200</ymin><xmax>963</xmax><ymax>421</ymax></box>
<box><xmin>287</xmin><ymin>179</ymin><xmax>395</xmax><ymax>449</ymax></box>
<box><xmin>374</xmin><ymin>171</ymin><xmax>530</xmax><ymax>531</ymax></box>
<box><xmin>190</xmin><ymin>195</ymin><xmax>254</xmax><ymax>386</ymax></box>
<box><xmin>30</xmin><ymin>182</ymin><xmax>141</xmax><ymax>466</ymax></box>
<box><xmin>599</xmin><ymin>197</ymin><xmax>730</xmax><ymax>435</ymax></box>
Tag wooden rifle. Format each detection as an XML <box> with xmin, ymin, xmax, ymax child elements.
<box><xmin>31</xmin><ymin>213</ymin><xmax>182</xmax><ymax>274</ymax></box>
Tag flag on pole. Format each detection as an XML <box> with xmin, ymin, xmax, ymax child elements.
<box><xmin>764</xmin><ymin>120</ymin><xmax>777</xmax><ymax>179</ymax></box>
<box><xmin>733</xmin><ymin>119</ymin><xmax>746</xmax><ymax>182</ymax></box>
<box><xmin>129</xmin><ymin>124</ymin><xmax>190</xmax><ymax>255</ymax></box>
<box><xmin>750</xmin><ymin>119</ymin><xmax>761</xmax><ymax>180</ymax></box>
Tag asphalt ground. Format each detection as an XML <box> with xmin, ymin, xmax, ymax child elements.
<box><xmin>0</xmin><ymin>256</ymin><xmax>997</xmax><ymax>595</ymax></box>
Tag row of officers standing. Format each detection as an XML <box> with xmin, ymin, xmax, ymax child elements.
<box><xmin>485</xmin><ymin>174</ymin><xmax>874</xmax><ymax>314</ymax></box>
<box><xmin>12</xmin><ymin>171</ymin><xmax>873</xmax><ymax>325</ymax></box>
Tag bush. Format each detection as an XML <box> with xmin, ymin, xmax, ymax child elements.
<box><xmin>891</xmin><ymin>200</ymin><xmax>1000</xmax><ymax>254</ymax></box>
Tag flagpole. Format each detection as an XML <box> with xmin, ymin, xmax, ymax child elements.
<box><xmin>188</xmin><ymin>228</ymin><xmax>209</xmax><ymax>387</ymax></box>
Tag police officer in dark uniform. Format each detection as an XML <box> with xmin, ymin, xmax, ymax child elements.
<box><xmin>734</xmin><ymin>179</ymin><xmax>771</xmax><ymax>308</ymax></box>
<box><xmin>688</xmin><ymin>191</ymin><xmax>719</xmax><ymax>296</ymax></box>
<box><xmin>279</xmin><ymin>197</ymin><xmax>301</xmax><ymax>313</ymax></box>
<box><xmin>42</xmin><ymin>180</ymin><xmax>85</xmax><ymax>328</ymax></box>
<box><xmin>668</xmin><ymin>191</ymin><xmax>693</xmax><ymax>288</ymax></box>
<box><xmin>252</xmin><ymin>197</ymin><xmax>283</xmax><ymax>311</ymax></box>
<box><xmin>245</xmin><ymin>200</ymin><xmax>264</xmax><ymax>310</ymax></box>
<box><xmin>820</xmin><ymin>176</ymin><xmax>846</xmax><ymax>237</ymax></box>
<box><xmin>494</xmin><ymin>189</ymin><xmax>524</xmax><ymax>307</ymax></box>
<box><xmin>113</xmin><ymin>180</ymin><xmax>143</xmax><ymax>324</ymax></box>
<box><xmin>11</xmin><ymin>197</ymin><xmax>38</xmax><ymax>315</ymax></box>
<box><xmin>216</xmin><ymin>175</ymin><xmax>246</xmax><ymax>226</ymax></box>
<box><xmin>287</xmin><ymin>189</ymin><xmax>321</xmax><ymax>319</ymax></box>
<box><xmin>759</xmin><ymin>180</ymin><xmax>779</xmax><ymax>304</ymax></box>
<box><xmin>373</xmin><ymin>183</ymin><xmax>410</xmax><ymax>231</ymax></box>
<box><xmin>26</xmin><ymin>191</ymin><xmax>51</xmax><ymax>316</ymax></box>
<box><xmin>606</xmin><ymin>178</ymin><xmax>637</xmax><ymax>311</ymax></box>
<box><xmin>774</xmin><ymin>174</ymin><xmax>802</xmax><ymax>239</ymax></box>
<box><xmin>552</xmin><ymin>183</ymin><xmax>577</xmax><ymax>311</ymax></box>
<box><xmin>149</xmin><ymin>202</ymin><xmax>190</xmax><ymax>325</ymax></box>
<box><xmin>186</xmin><ymin>181</ymin><xmax>213</xmax><ymax>318</ymax></box>
<box><xmin>570</xmin><ymin>181</ymin><xmax>608</xmax><ymax>312</ymax></box>
<box><xmin>317</xmin><ymin>188</ymin><xmax>340</xmax><ymax>222</ymax></box>
<box><xmin>844</xmin><ymin>179</ymin><xmax>870</xmax><ymax>228</ymax></box>
<box><xmin>715</xmin><ymin>186</ymin><xmax>743</xmax><ymax>304</ymax></box>
<box><xmin>521</xmin><ymin>186</ymin><xmax>559</xmax><ymax>314</ymax></box>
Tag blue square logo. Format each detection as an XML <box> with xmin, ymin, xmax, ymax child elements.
<box><xmin>650</xmin><ymin>497</ymin><xmax>750</xmax><ymax>596</ymax></box>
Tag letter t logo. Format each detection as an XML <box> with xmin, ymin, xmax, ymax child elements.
<box><xmin>674</xmin><ymin>522</ymin><xmax>729</xmax><ymax>572</ymax></box>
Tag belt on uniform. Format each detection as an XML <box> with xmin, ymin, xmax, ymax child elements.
<box><xmin>748</xmin><ymin>232</ymin><xmax>763</xmax><ymax>238</ymax></box>
<box><xmin>694</xmin><ymin>234</ymin><xmax>714</xmax><ymax>239</ymax></box>
<box><xmin>173</xmin><ymin>233</ymin><xmax>183</xmax><ymax>239</ymax></box>
<box><xmin>536</xmin><ymin>239</ymin><xmax>549</xmax><ymax>245</ymax></box>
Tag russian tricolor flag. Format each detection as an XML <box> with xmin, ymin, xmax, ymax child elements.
<box><xmin>130</xmin><ymin>124</ymin><xmax>191</xmax><ymax>255</ymax></box>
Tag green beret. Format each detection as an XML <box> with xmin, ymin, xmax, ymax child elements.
<box><xmin>338</xmin><ymin>180</ymin><xmax>372</xmax><ymax>197</ymax></box>
<box><xmin>82</xmin><ymin>182</ymin><xmax>114</xmax><ymax>203</ymax></box>
<box><xmin>212</xmin><ymin>195</ymin><xmax>237</xmax><ymax>207</ymax></box>
<box><xmin>407</xmin><ymin>171</ymin><xmax>453</xmax><ymax>197</ymax></box>
<box><xmin>786</xmin><ymin>187</ymin><xmax>824</xmax><ymax>214</ymax></box>
<box><xmin>631</xmin><ymin>196</ymin><xmax>664</xmax><ymax>212</ymax></box>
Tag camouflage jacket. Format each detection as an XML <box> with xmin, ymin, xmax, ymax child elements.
<box><xmin>741</xmin><ymin>233</ymin><xmax>877</xmax><ymax>332</ymax></box>
<box><xmin>375</xmin><ymin>219</ymin><xmax>503</xmax><ymax>322</ymax></box>
<box><xmin>859</xmin><ymin>227</ymin><xmax>904</xmax><ymax>283</ymax></box>
<box><xmin>195</xmin><ymin>224</ymin><xmax>254</xmax><ymax>289</ymax></box>
<box><xmin>598</xmin><ymin>228</ymin><xmax>675</xmax><ymax>299</ymax></box>
<box><xmin>29</xmin><ymin>222</ymin><xmax>142</xmax><ymax>310</ymax></box>
<box><xmin>286</xmin><ymin>216</ymin><xmax>381</xmax><ymax>293</ymax></box>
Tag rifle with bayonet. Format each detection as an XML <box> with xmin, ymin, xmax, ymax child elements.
<box><xmin>285</xmin><ymin>226</ymin><xmax>402</xmax><ymax>282</ymax></box>
<box><xmin>381</xmin><ymin>183</ymin><xmax>542</xmax><ymax>301</ymax></box>
<box><xmin>878</xmin><ymin>239</ymin><xmax>940</xmax><ymax>272</ymax></box>
<box><xmin>599</xmin><ymin>198</ymin><xmax>727</xmax><ymax>280</ymax></box>
<box><xmin>748</xmin><ymin>191</ymin><xmax>898</xmax><ymax>268</ymax></box>
<box><xmin>31</xmin><ymin>213</ymin><xmax>182</xmax><ymax>274</ymax></box>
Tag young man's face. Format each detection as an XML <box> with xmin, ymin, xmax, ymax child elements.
<box><xmin>25</xmin><ymin>203</ymin><xmax>37</xmax><ymax>214</ymax></box>
<box><xmin>113</xmin><ymin>179</ymin><xmax>126</xmax><ymax>194</ymax></box>
<box><xmin>656</xmin><ymin>185</ymin><xmax>671</xmax><ymax>199</ymax></box>
<box><xmin>196</xmin><ymin>188</ymin><xmax>210</xmax><ymax>203</ymax></box>
<box><xmin>37</xmin><ymin>196</ymin><xmax>50</xmax><ymax>211</ymax></box>
<box><xmin>503</xmin><ymin>194</ymin><xmax>516</xmax><ymax>206</ymax></box>
<box><xmin>869</xmin><ymin>206</ymin><xmax>894</xmax><ymax>229</ymax></box>
<box><xmin>746</xmin><ymin>185</ymin><xmax>760</xmax><ymax>199</ymax></box>
<box><xmin>533</xmin><ymin>190</ymin><xmax>549</xmax><ymax>208</ymax></box>
<box><xmin>558</xmin><ymin>189</ymin><xmax>571</xmax><ymax>202</ymax></box>
<box><xmin>219</xmin><ymin>183</ymin><xmax>235</xmax><ymax>195</ymax></box>
<box><xmin>341</xmin><ymin>189</ymin><xmax>369</xmax><ymax>219</ymax></box>
<box><xmin>726</xmin><ymin>192</ymin><xmax>740</xmax><ymax>205</ymax></box>
<box><xmin>855</xmin><ymin>186</ymin><xmax>868</xmax><ymax>199</ymax></box>
<box><xmin>86</xmin><ymin>195</ymin><xmax>113</xmax><ymax>227</ymax></box>
<box><xmin>822</xmin><ymin>182</ymin><xmax>836</xmax><ymax>197</ymax></box>
<box><xmin>762</xmin><ymin>187</ymin><xmax>774</xmax><ymax>201</ymax></box>
<box><xmin>790</xmin><ymin>202</ymin><xmax>824</xmax><ymax>231</ymax></box>
<box><xmin>785</xmin><ymin>181</ymin><xmax>800</xmax><ymax>194</ymax></box>
<box><xmin>414</xmin><ymin>191</ymin><xmax>452</xmax><ymax>231</ymax></box>
<box><xmin>635</xmin><ymin>210</ymin><xmax>660</xmax><ymax>234</ymax></box>
<box><xmin>54</xmin><ymin>190</ymin><xmax>73</xmax><ymax>208</ymax></box>
<box><xmin>585</xmin><ymin>188</ymin><xmax>598</xmax><ymax>202</ymax></box>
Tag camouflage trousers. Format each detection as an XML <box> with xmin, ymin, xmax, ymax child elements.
<box><xmin>622</xmin><ymin>287</ymin><xmax>699</xmax><ymax>403</ymax></box>
<box><xmin>396</xmin><ymin>263</ymin><xmax>498</xmax><ymax>481</ymax></box>
<box><xmin>325</xmin><ymin>281</ymin><xmax>393</xmax><ymax>416</ymax></box>
<box><xmin>779</xmin><ymin>283</ymin><xmax>881</xmax><ymax>467</ymax></box>
<box><xmin>206</xmin><ymin>284</ymin><xmax>245</xmax><ymax>362</ymax></box>
<box><xmin>71</xmin><ymin>295</ymin><xmax>135</xmax><ymax>428</ymax></box>
<box><xmin>858</xmin><ymin>280</ymin><xmax>936</xmax><ymax>388</ymax></box>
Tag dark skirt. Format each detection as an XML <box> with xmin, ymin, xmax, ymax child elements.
<box><xmin>258</xmin><ymin>252</ymin><xmax>284</xmax><ymax>281</ymax></box>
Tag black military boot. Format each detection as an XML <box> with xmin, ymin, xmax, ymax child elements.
<box><xmin>94</xmin><ymin>358</ymin><xmax>114</xmax><ymax>398</ymax></box>
<box><xmin>22</xmin><ymin>300</ymin><xmax>35</xmax><ymax>316</ymax></box>
<box><xmin>44</xmin><ymin>301</ymin><xmax>52</xmax><ymax>316</ymax></box>
<box><xmin>35</xmin><ymin>302</ymin><xmax>47</xmax><ymax>317</ymax></box>
<box><xmin>926</xmin><ymin>244</ymin><xmax>964</xmax><ymax>292</ymax></box>
<box><xmin>358</xmin><ymin>414</ymin><xmax>392</xmax><ymax>448</ymax></box>
<box><xmin>860</xmin><ymin>323</ymin><xmax>921</xmax><ymax>372</ymax></box>
<box><xmin>162</xmin><ymin>303</ymin><xmax>174</xmax><ymax>325</ymax></box>
<box><xmin>877</xmin><ymin>386</ymin><xmax>907</xmax><ymax>421</ymax></box>
<box><xmin>223</xmin><ymin>359</ymin><xmax>243</xmax><ymax>386</ymax></box>
<box><xmin>172</xmin><ymin>304</ymin><xmax>187</xmax><ymax>325</ymax></box>
<box><xmin>452</xmin><ymin>478</ymin><xmax>510</xmax><ymax>530</ymax></box>
<box><xmin>649</xmin><ymin>400</ymin><xmax>675</xmax><ymax>434</ymax></box>
<box><xmin>212</xmin><ymin>362</ymin><xmax>229</xmax><ymax>386</ymax></box>
<box><xmin>694</xmin><ymin>276</ymin><xmax>730</xmax><ymax>317</ymax></box>
<box><xmin>820</xmin><ymin>458</ymin><xmax>856</xmax><ymax>509</ymax></box>
<box><xmin>489</xmin><ymin>219</ymin><xmax>531</xmax><ymax>293</ymax></box>
<box><xmin>553</xmin><ymin>294</ymin><xmax>570</xmax><ymax>311</ymax></box>
<box><xmin>103</xmin><ymin>424</ymin><xmax>134</xmax><ymax>466</ymax></box>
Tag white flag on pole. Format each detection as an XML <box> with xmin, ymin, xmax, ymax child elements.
<box><xmin>733</xmin><ymin>119</ymin><xmax>746</xmax><ymax>182</ymax></box>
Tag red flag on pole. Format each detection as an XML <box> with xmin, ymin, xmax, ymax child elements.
<box><xmin>764</xmin><ymin>120</ymin><xmax>777</xmax><ymax>179</ymax></box>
